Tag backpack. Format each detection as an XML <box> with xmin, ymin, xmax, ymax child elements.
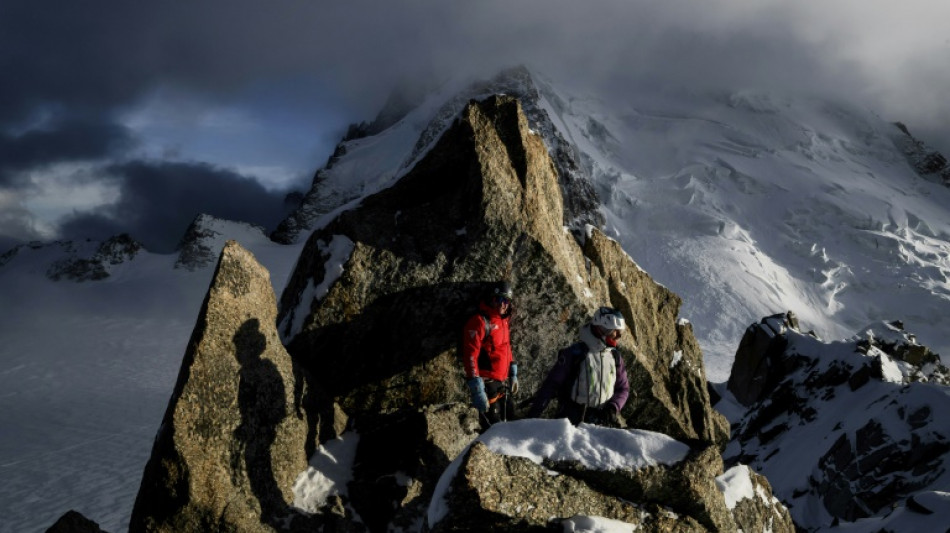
<box><xmin>559</xmin><ymin>343</ymin><xmax>621</xmax><ymax>407</ymax></box>
<box><xmin>457</xmin><ymin>312</ymin><xmax>493</xmax><ymax>373</ymax></box>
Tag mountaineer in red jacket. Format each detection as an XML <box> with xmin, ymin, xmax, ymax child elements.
<box><xmin>461</xmin><ymin>281</ymin><xmax>518</xmax><ymax>429</ymax></box>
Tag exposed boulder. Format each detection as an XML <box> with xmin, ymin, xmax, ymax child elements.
<box><xmin>277</xmin><ymin>95</ymin><xmax>727</xmax><ymax>449</ymax></box>
<box><xmin>428</xmin><ymin>423</ymin><xmax>793</xmax><ymax>533</ymax></box>
<box><xmin>433</xmin><ymin>441</ymin><xmax>654</xmax><ymax>532</ymax></box>
<box><xmin>129</xmin><ymin>241</ymin><xmax>336</xmax><ymax>532</ymax></box>
<box><xmin>717</xmin><ymin>466</ymin><xmax>794</xmax><ymax>533</ymax></box>
<box><xmin>45</xmin><ymin>510</ymin><xmax>108</xmax><ymax>533</ymax></box>
<box><xmin>348</xmin><ymin>403</ymin><xmax>481</xmax><ymax>532</ymax></box>
<box><xmin>548</xmin><ymin>444</ymin><xmax>736</xmax><ymax>532</ymax></box>
<box><xmin>725</xmin><ymin>313</ymin><xmax>950</xmax><ymax>530</ymax></box>
<box><xmin>727</xmin><ymin>311</ymin><xmax>801</xmax><ymax>406</ymax></box>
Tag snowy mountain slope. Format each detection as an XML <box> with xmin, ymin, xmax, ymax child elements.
<box><xmin>0</xmin><ymin>221</ymin><xmax>302</xmax><ymax>533</ymax></box>
<box><xmin>537</xmin><ymin>86</ymin><xmax>950</xmax><ymax>381</ymax></box>
<box><xmin>276</xmin><ymin>69</ymin><xmax>950</xmax><ymax>382</ymax></box>
<box><xmin>718</xmin><ymin>316</ymin><xmax>950</xmax><ymax>531</ymax></box>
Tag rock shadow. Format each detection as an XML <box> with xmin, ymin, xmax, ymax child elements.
<box><xmin>232</xmin><ymin>318</ymin><xmax>287</xmax><ymax>528</ymax></box>
<box><xmin>286</xmin><ymin>281</ymin><xmax>492</xmax><ymax>410</ymax></box>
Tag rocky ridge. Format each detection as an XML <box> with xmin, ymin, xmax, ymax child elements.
<box><xmin>120</xmin><ymin>95</ymin><xmax>785</xmax><ymax>532</ymax></box>
<box><xmin>174</xmin><ymin>213</ymin><xmax>271</xmax><ymax>271</ymax></box>
<box><xmin>893</xmin><ymin>122</ymin><xmax>950</xmax><ymax>187</ymax></box>
<box><xmin>268</xmin><ymin>94</ymin><xmax>736</xmax><ymax>530</ymax></box>
<box><xmin>723</xmin><ymin>312</ymin><xmax>950</xmax><ymax>530</ymax></box>
<box><xmin>44</xmin><ymin>234</ymin><xmax>142</xmax><ymax>282</ymax></box>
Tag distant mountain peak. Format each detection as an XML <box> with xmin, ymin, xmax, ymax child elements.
<box><xmin>43</xmin><ymin>234</ymin><xmax>143</xmax><ymax>282</ymax></box>
<box><xmin>272</xmin><ymin>66</ymin><xmax>603</xmax><ymax>245</ymax></box>
<box><xmin>175</xmin><ymin>213</ymin><xmax>269</xmax><ymax>271</ymax></box>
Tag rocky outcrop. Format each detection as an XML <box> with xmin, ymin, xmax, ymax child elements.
<box><xmin>129</xmin><ymin>241</ymin><xmax>336</xmax><ymax>532</ymax></box>
<box><xmin>852</xmin><ymin>320</ymin><xmax>949</xmax><ymax>384</ymax></box>
<box><xmin>431</xmin><ymin>439</ymin><xmax>793</xmax><ymax>532</ymax></box>
<box><xmin>45</xmin><ymin>510</ymin><xmax>109</xmax><ymax>533</ymax></box>
<box><xmin>724</xmin><ymin>313</ymin><xmax>950</xmax><ymax>529</ymax></box>
<box><xmin>348</xmin><ymin>404</ymin><xmax>481</xmax><ymax>532</ymax></box>
<box><xmin>727</xmin><ymin>311</ymin><xmax>802</xmax><ymax>406</ymax></box>
<box><xmin>277</xmin><ymin>95</ymin><xmax>727</xmax><ymax>449</ymax></box>
<box><xmin>46</xmin><ymin>234</ymin><xmax>142</xmax><ymax>281</ymax></box>
<box><xmin>434</xmin><ymin>441</ymin><xmax>662</xmax><ymax>532</ymax></box>
<box><xmin>718</xmin><ymin>466</ymin><xmax>794</xmax><ymax>533</ymax></box>
<box><xmin>893</xmin><ymin>122</ymin><xmax>950</xmax><ymax>186</ymax></box>
<box><xmin>175</xmin><ymin>213</ymin><xmax>272</xmax><ymax>271</ymax></box>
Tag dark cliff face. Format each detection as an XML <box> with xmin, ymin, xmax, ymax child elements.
<box><xmin>893</xmin><ymin>122</ymin><xmax>950</xmax><ymax>186</ymax></box>
<box><xmin>276</xmin><ymin>94</ymin><xmax>727</xmax><ymax>447</ymax></box>
<box><xmin>725</xmin><ymin>314</ymin><xmax>950</xmax><ymax>529</ymax></box>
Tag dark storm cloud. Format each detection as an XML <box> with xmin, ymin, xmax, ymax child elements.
<box><xmin>3</xmin><ymin>1</ymin><xmax>948</xmax><ymax>134</ymax></box>
<box><xmin>1</xmin><ymin>0</ymin><xmax>948</xmax><ymax>251</ymax></box>
<box><xmin>58</xmin><ymin>161</ymin><xmax>291</xmax><ymax>253</ymax></box>
<box><xmin>0</xmin><ymin>117</ymin><xmax>135</xmax><ymax>186</ymax></box>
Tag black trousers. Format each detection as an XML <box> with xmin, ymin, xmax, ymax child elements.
<box><xmin>480</xmin><ymin>379</ymin><xmax>518</xmax><ymax>430</ymax></box>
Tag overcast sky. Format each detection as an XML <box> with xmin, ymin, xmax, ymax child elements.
<box><xmin>2</xmin><ymin>0</ymin><xmax>948</xmax><ymax>254</ymax></box>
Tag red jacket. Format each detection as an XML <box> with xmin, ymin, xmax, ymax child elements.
<box><xmin>461</xmin><ymin>302</ymin><xmax>513</xmax><ymax>382</ymax></box>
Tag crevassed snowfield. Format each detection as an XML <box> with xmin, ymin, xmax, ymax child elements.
<box><xmin>1</xmin><ymin>74</ymin><xmax>949</xmax><ymax>531</ymax></box>
<box><xmin>535</xmin><ymin>82</ymin><xmax>950</xmax><ymax>381</ymax></box>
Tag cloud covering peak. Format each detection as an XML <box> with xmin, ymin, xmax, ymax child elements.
<box><xmin>1</xmin><ymin>0</ymin><xmax>948</xmax><ymax>251</ymax></box>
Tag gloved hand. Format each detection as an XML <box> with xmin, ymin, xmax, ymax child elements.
<box><xmin>607</xmin><ymin>406</ymin><xmax>624</xmax><ymax>427</ymax></box>
<box><xmin>585</xmin><ymin>406</ymin><xmax>607</xmax><ymax>424</ymax></box>
<box><xmin>509</xmin><ymin>363</ymin><xmax>519</xmax><ymax>395</ymax></box>
<box><xmin>467</xmin><ymin>377</ymin><xmax>489</xmax><ymax>412</ymax></box>
<box><xmin>586</xmin><ymin>405</ymin><xmax>622</xmax><ymax>427</ymax></box>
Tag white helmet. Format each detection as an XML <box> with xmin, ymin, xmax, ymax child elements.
<box><xmin>591</xmin><ymin>306</ymin><xmax>625</xmax><ymax>331</ymax></box>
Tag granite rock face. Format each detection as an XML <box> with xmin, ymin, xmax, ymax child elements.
<box><xmin>129</xmin><ymin>241</ymin><xmax>326</xmax><ymax>532</ymax></box>
<box><xmin>277</xmin><ymin>95</ymin><xmax>728</xmax><ymax>448</ymax></box>
<box><xmin>431</xmin><ymin>440</ymin><xmax>794</xmax><ymax>533</ymax></box>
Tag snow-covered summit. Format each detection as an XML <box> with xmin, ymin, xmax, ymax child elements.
<box><xmin>174</xmin><ymin>213</ymin><xmax>273</xmax><ymax>271</ymax></box>
<box><xmin>272</xmin><ymin>66</ymin><xmax>603</xmax><ymax>244</ymax></box>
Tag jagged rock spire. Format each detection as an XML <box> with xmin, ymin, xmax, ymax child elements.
<box><xmin>130</xmin><ymin>241</ymin><xmax>334</xmax><ymax>532</ymax></box>
<box><xmin>278</xmin><ymin>94</ymin><xmax>728</xmax><ymax>448</ymax></box>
